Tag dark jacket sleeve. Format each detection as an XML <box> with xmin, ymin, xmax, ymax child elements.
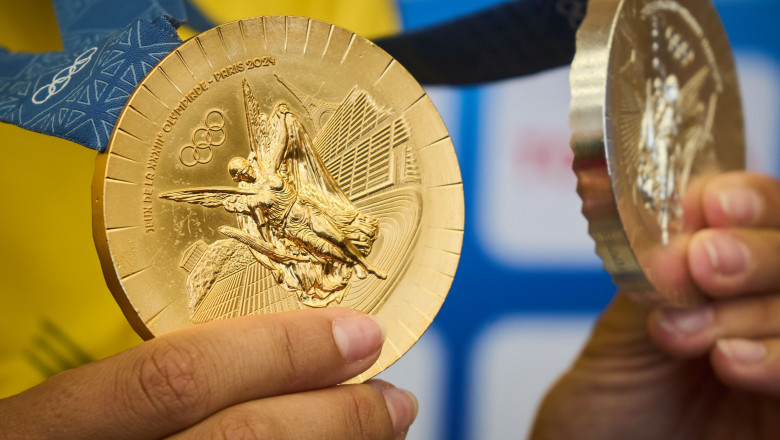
<box><xmin>376</xmin><ymin>0</ymin><xmax>587</xmax><ymax>85</ymax></box>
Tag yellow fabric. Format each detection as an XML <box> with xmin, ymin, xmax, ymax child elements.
<box><xmin>0</xmin><ymin>0</ymin><xmax>399</xmax><ymax>398</ymax></box>
<box><xmin>188</xmin><ymin>0</ymin><xmax>399</xmax><ymax>39</ymax></box>
<box><xmin>0</xmin><ymin>0</ymin><xmax>143</xmax><ymax>398</ymax></box>
<box><xmin>0</xmin><ymin>0</ymin><xmax>62</xmax><ymax>52</ymax></box>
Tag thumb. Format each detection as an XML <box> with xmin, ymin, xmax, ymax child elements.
<box><xmin>529</xmin><ymin>293</ymin><xmax>666</xmax><ymax>440</ymax></box>
<box><xmin>575</xmin><ymin>293</ymin><xmax>660</xmax><ymax>369</ymax></box>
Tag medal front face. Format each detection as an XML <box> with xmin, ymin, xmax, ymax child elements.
<box><xmin>571</xmin><ymin>0</ymin><xmax>744</xmax><ymax>303</ymax></box>
<box><xmin>93</xmin><ymin>17</ymin><xmax>463</xmax><ymax>381</ymax></box>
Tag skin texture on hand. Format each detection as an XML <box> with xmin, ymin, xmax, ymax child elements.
<box><xmin>0</xmin><ymin>308</ymin><xmax>417</xmax><ymax>440</ymax></box>
<box><xmin>531</xmin><ymin>172</ymin><xmax>780</xmax><ymax>439</ymax></box>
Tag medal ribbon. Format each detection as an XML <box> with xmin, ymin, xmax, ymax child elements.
<box><xmin>0</xmin><ymin>0</ymin><xmax>187</xmax><ymax>152</ymax></box>
<box><xmin>0</xmin><ymin>0</ymin><xmax>587</xmax><ymax>150</ymax></box>
<box><xmin>377</xmin><ymin>0</ymin><xmax>587</xmax><ymax>84</ymax></box>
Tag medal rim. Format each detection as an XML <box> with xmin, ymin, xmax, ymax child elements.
<box><xmin>92</xmin><ymin>16</ymin><xmax>464</xmax><ymax>381</ymax></box>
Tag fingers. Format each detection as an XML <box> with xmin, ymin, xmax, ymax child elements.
<box><xmin>652</xmin><ymin>298</ymin><xmax>780</xmax><ymax>396</ymax></box>
<box><xmin>644</xmin><ymin>233</ymin><xmax>703</xmax><ymax>307</ymax></box>
<box><xmin>711</xmin><ymin>339</ymin><xmax>780</xmax><ymax>396</ymax></box>
<box><xmin>688</xmin><ymin>228</ymin><xmax>780</xmax><ymax>298</ymax></box>
<box><xmin>671</xmin><ymin>172</ymin><xmax>780</xmax><ymax>301</ymax></box>
<box><xmin>691</xmin><ymin>173</ymin><xmax>780</xmax><ymax>396</ymax></box>
<box><xmin>369</xmin><ymin>380</ymin><xmax>418</xmax><ymax>440</ymax></box>
<box><xmin>169</xmin><ymin>380</ymin><xmax>418</xmax><ymax>440</ymax></box>
<box><xmin>647</xmin><ymin>225</ymin><xmax>780</xmax><ymax>305</ymax></box>
<box><xmin>649</xmin><ymin>294</ymin><xmax>780</xmax><ymax>358</ymax></box>
<box><xmin>2</xmin><ymin>308</ymin><xmax>386</xmax><ymax>439</ymax></box>
<box><xmin>618</xmin><ymin>172</ymin><xmax>780</xmax><ymax>305</ymax></box>
<box><xmin>700</xmin><ymin>172</ymin><xmax>780</xmax><ymax>229</ymax></box>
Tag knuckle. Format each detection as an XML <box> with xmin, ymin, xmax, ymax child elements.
<box><xmin>263</xmin><ymin>323</ymin><xmax>304</xmax><ymax>385</ymax></box>
<box><xmin>729</xmin><ymin>299</ymin><xmax>768</xmax><ymax>325</ymax></box>
<box><xmin>213</xmin><ymin>410</ymin><xmax>269</xmax><ymax>440</ymax></box>
<box><xmin>342</xmin><ymin>386</ymin><xmax>391</xmax><ymax>440</ymax></box>
<box><xmin>135</xmin><ymin>339</ymin><xmax>209</xmax><ymax>421</ymax></box>
<box><xmin>752</xmin><ymin>298</ymin><xmax>776</xmax><ymax>324</ymax></box>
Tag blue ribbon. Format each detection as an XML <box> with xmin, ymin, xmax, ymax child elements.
<box><xmin>0</xmin><ymin>0</ymin><xmax>186</xmax><ymax>151</ymax></box>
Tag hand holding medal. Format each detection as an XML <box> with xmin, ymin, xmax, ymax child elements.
<box><xmin>532</xmin><ymin>1</ymin><xmax>780</xmax><ymax>439</ymax></box>
<box><xmin>94</xmin><ymin>16</ymin><xmax>462</xmax><ymax>382</ymax></box>
<box><xmin>0</xmin><ymin>2</ymin><xmax>463</xmax><ymax>437</ymax></box>
<box><xmin>570</xmin><ymin>0</ymin><xmax>745</xmax><ymax>306</ymax></box>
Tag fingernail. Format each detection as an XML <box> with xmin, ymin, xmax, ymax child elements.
<box><xmin>702</xmin><ymin>234</ymin><xmax>750</xmax><ymax>276</ymax></box>
<box><xmin>717</xmin><ymin>339</ymin><xmax>767</xmax><ymax>364</ymax></box>
<box><xmin>368</xmin><ymin>380</ymin><xmax>418</xmax><ymax>435</ymax></box>
<box><xmin>332</xmin><ymin>315</ymin><xmax>386</xmax><ymax>362</ymax></box>
<box><xmin>656</xmin><ymin>305</ymin><xmax>713</xmax><ymax>334</ymax></box>
<box><xmin>719</xmin><ymin>187</ymin><xmax>762</xmax><ymax>225</ymax></box>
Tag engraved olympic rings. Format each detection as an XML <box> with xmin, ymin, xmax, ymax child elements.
<box><xmin>32</xmin><ymin>47</ymin><xmax>98</xmax><ymax>105</ymax></box>
<box><xmin>179</xmin><ymin>110</ymin><xmax>226</xmax><ymax>167</ymax></box>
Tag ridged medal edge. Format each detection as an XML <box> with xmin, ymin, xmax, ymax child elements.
<box><xmin>569</xmin><ymin>0</ymin><xmax>661</xmax><ymax>303</ymax></box>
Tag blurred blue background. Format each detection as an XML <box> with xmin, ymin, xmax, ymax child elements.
<box><xmin>374</xmin><ymin>1</ymin><xmax>780</xmax><ymax>439</ymax></box>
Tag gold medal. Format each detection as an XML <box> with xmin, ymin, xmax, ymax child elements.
<box><xmin>93</xmin><ymin>16</ymin><xmax>463</xmax><ymax>382</ymax></box>
<box><xmin>570</xmin><ymin>0</ymin><xmax>744</xmax><ymax>304</ymax></box>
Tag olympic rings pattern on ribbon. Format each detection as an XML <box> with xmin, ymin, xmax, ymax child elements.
<box><xmin>179</xmin><ymin>110</ymin><xmax>226</xmax><ymax>167</ymax></box>
<box><xmin>32</xmin><ymin>47</ymin><xmax>98</xmax><ymax>105</ymax></box>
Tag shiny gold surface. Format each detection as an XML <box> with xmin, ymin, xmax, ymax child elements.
<box><xmin>93</xmin><ymin>17</ymin><xmax>463</xmax><ymax>382</ymax></box>
<box><xmin>570</xmin><ymin>0</ymin><xmax>744</xmax><ymax>304</ymax></box>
